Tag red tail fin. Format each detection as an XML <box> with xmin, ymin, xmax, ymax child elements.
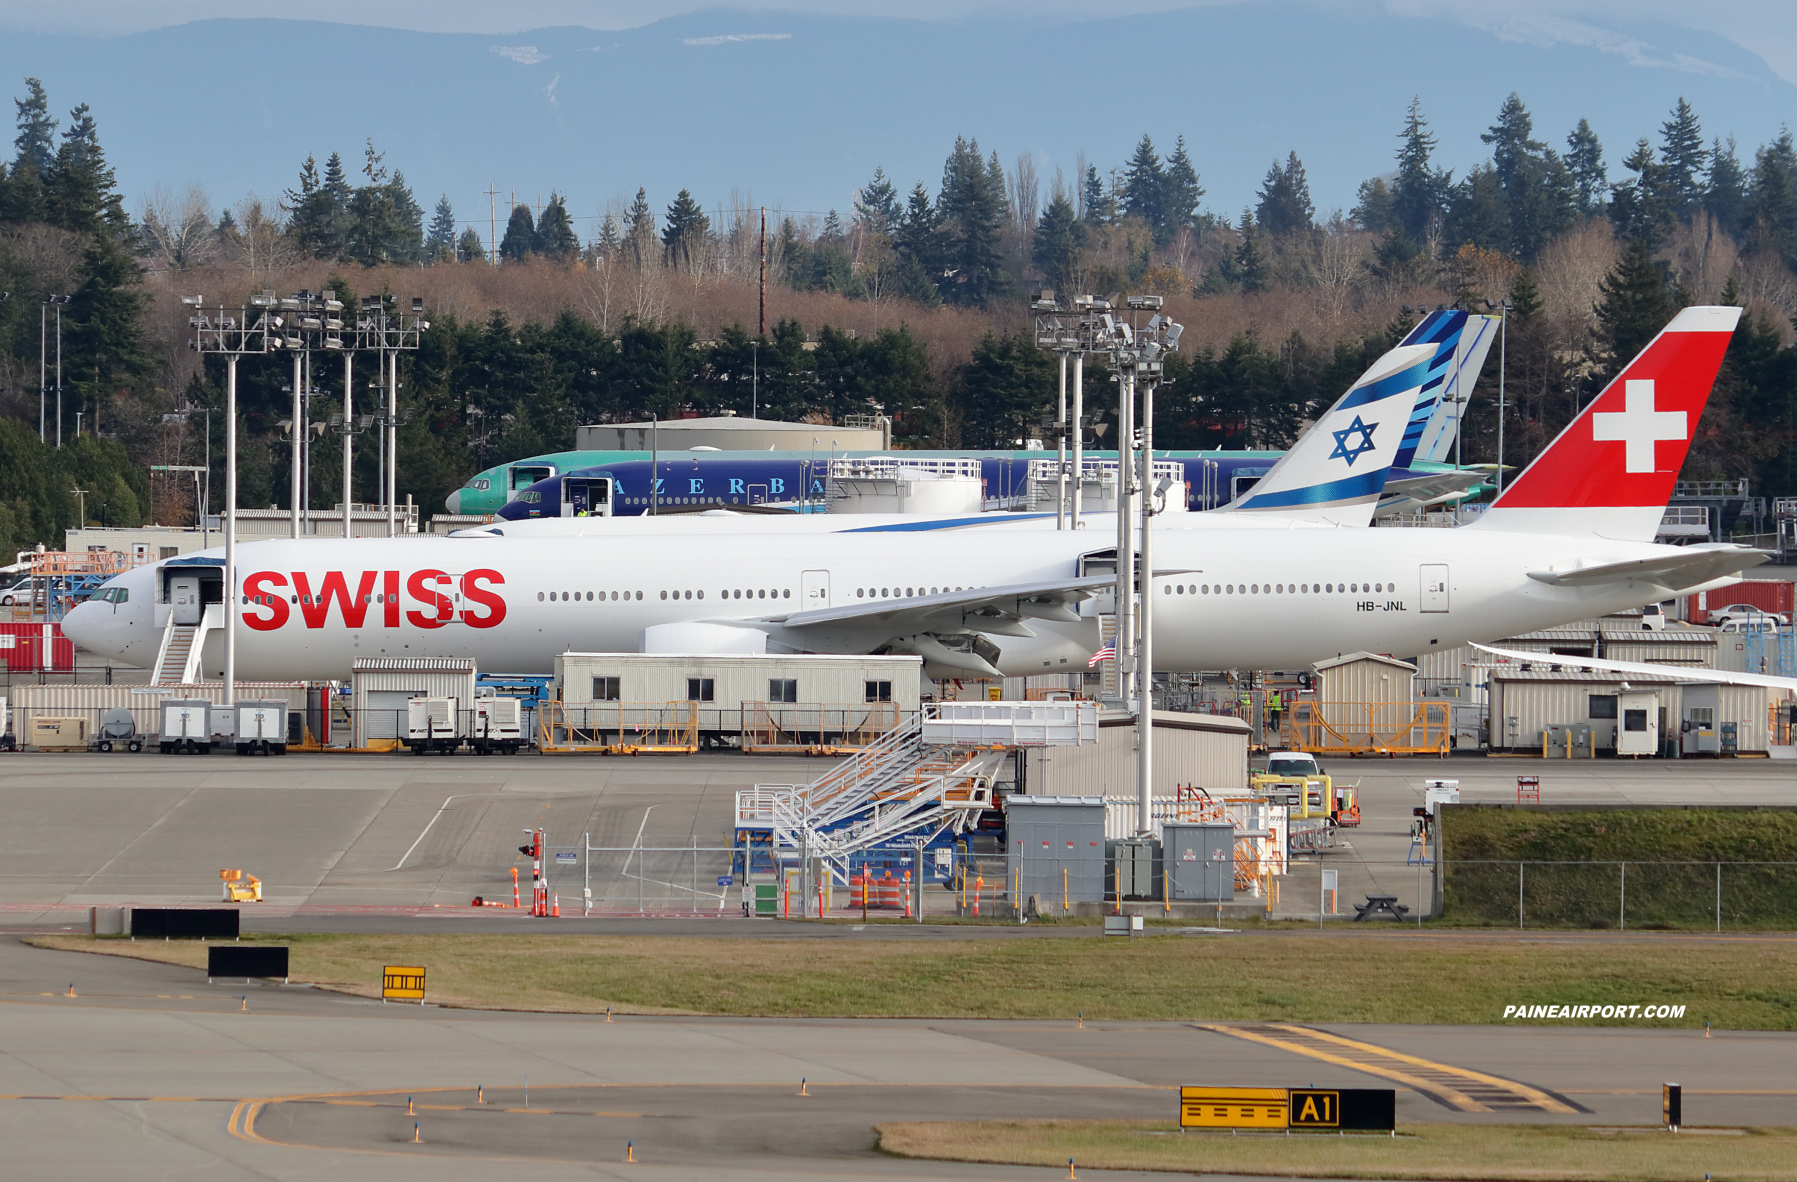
<box><xmin>1474</xmin><ymin>305</ymin><xmax>1740</xmax><ymax>538</ymax></box>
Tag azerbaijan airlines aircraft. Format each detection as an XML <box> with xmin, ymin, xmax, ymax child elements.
<box><xmin>66</xmin><ymin>309</ymin><xmax>1758</xmax><ymax>682</ymax></box>
<box><xmin>452</xmin><ymin>311</ymin><xmax>1498</xmax><ymax>519</ymax></box>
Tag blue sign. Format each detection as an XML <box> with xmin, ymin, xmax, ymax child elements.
<box><xmin>555</xmin><ymin>852</ymin><xmax>577</xmax><ymax>865</ymax></box>
<box><xmin>717</xmin><ymin>876</ymin><xmax>733</xmax><ymax>886</ymax></box>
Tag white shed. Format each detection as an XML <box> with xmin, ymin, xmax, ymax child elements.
<box><xmin>1021</xmin><ymin>710</ymin><xmax>1250</xmax><ymax>798</ymax></box>
<box><xmin>352</xmin><ymin>657</ymin><xmax>477</xmax><ymax>748</ymax></box>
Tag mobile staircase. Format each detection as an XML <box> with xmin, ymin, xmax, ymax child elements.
<box><xmin>736</xmin><ymin>701</ymin><xmax>1097</xmax><ymax>886</ymax></box>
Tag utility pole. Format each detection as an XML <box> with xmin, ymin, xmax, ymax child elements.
<box><xmin>485</xmin><ymin>181</ymin><xmax>499</xmax><ymax>264</ymax></box>
<box><xmin>341</xmin><ymin>352</ymin><xmax>354</xmax><ymax>540</ymax></box>
<box><xmin>758</xmin><ymin>207</ymin><xmax>767</xmax><ymax>339</ymax></box>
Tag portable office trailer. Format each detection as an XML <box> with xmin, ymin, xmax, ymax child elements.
<box><xmin>1486</xmin><ymin>668</ymin><xmax>1776</xmax><ymax>754</ymax></box>
<box><xmin>1005</xmin><ymin>796</ymin><xmax>1107</xmax><ymax>907</ymax></box>
<box><xmin>351</xmin><ymin>658</ymin><xmax>478</xmax><ymax>749</ymax></box>
<box><xmin>554</xmin><ymin>652</ymin><xmax>922</xmax><ymax>747</ymax></box>
<box><xmin>1021</xmin><ymin>710</ymin><xmax>1249</xmax><ymax>797</ymax></box>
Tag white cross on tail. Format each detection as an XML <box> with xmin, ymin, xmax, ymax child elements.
<box><xmin>1591</xmin><ymin>379</ymin><xmax>1686</xmax><ymax>474</ymax></box>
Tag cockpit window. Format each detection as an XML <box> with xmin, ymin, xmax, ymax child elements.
<box><xmin>472</xmin><ymin>479</ymin><xmax>491</xmax><ymax>490</ymax></box>
<box><xmin>518</xmin><ymin>490</ymin><xmax>541</xmax><ymax>503</ymax></box>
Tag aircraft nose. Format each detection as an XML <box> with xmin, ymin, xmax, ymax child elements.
<box><xmin>61</xmin><ymin>598</ymin><xmax>103</xmax><ymax>652</ymax></box>
<box><xmin>445</xmin><ymin>489</ymin><xmax>463</xmax><ymax>514</ymax></box>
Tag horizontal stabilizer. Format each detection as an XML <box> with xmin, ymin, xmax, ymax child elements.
<box><xmin>1525</xmin><ymin>545</ymin><xmax>1766</xmax><ymax>592</ymax></box>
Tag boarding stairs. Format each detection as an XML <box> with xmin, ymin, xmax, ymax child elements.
<box><xmin>152</xmin><ymin>605</ymin><xmax>221</xmax><ymax>685</ymax></box>
<box><xmin>738</xmin><ymin>701</ymin><xmax>1096</xmax><ymax>885</ymax></box>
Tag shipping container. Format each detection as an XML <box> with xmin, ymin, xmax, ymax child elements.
<box><xmin>0</xmin><ymin>622</ymin><xmax>73</xmax><ymax>672</ymax></box>
<box><xmin>1683</xmin><ymin>580</ymin><xmax>1796</xmax><ymax>625</ymax></box>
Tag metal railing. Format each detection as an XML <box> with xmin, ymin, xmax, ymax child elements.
<box><xmin>1284</xmin><ymin>701</ymin><xmax>1451</xmax><ymax>755</ymax></box>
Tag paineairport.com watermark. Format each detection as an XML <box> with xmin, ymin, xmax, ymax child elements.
<box><xmin>1503</xmin><ymin>1004</ymin><xmax>1687</xmax><ymax>1020</ymax></box>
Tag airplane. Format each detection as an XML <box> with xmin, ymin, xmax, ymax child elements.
<box><xmin>450</xmin><ymin>311</ymin><xmax>1497</xmax><ymax>519</ymax></box>
<box><xmin>65</xmin><ymin>308</ymin><xmax>1755</xmax><ymax>684</ymax></box>
<box><xmin>462</xmin><ymin>323</ymin><xmax>1446</xmax><ymax>537</ymax></box>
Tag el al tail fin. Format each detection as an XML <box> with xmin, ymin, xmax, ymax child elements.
<box><xmin>1471</xmin><ymin>305</ymin><xmax>1741</xmax><ymax>539</ymax></box>
<box><xmin>1217</xmin><ymin>342</ymin><xmax>1436</xmax><ymax>526</ymax></box>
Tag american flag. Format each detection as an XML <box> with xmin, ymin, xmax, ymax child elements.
<box><xmin>1087</xmin><ymin>644</ymin><xmax>1117</xmax><ymax>668</ymax></box>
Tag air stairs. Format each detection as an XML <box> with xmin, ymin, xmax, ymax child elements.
<box><xmin>152</xmin><ymin>605</ymin><xmax>221</xmax><ymax>685</ymax></box>
<box><xmin>736</xmin><ymin>701</ymin><xmax>1097</xmax><ymax>885</ymax></box>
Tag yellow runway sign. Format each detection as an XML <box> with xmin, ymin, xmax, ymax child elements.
<box><xmin>1179</xmin><ymin>1087</ymin><xmax>1289</xmax><ymax>1129</ymax></box>
<box><xmin>382</xmin><ymin>965</ymin><xmax>426</xmax><ymax>1001</ymax></box>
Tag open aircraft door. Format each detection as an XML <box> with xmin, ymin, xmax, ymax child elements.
<box><xmin>560</xmin><ymin>475</ymin><xmax>613</xmax><ymax>518</ymax></box>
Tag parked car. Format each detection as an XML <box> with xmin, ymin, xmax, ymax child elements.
<box><xmin>1711</xmin><ymin>603</ymin><xmax>1791</xmax><ymax>627</ymax></box>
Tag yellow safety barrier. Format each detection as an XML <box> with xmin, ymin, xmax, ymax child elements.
<box><xmin>537</xmin><ymin>701</ymin><xmax>698</xmax><ymax>754</ymax></box>
<box><xmin>1284</xmin><ymin>701</ymin><xmax>1450</xmax><ymax>757</ymax></box>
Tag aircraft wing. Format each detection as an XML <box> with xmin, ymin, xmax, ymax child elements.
<box><xmin>1472</xmin><ymin>643</ymin><xmax>1797</xmax><ymax>693</ymax></box>
<box><xmin>1378</xmin><ymin>468</ymin><xmax>1489</xmax><ymax>505</ymax></box>
<box><xmin>771</xmin><ymin>574</ymin><xmax>1118</xmax><ymax>635</ymax></box>
<box><xmin>1525</xmin><ymin>545</ymin><xmax>1767</xmax><ymax>592</ymax></box>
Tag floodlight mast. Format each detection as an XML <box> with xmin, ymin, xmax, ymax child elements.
<box><xmin>355</xmin><ymin>296</ymin><xmax>426</xmax><ymax>536</ymax></box>
<box><xmin>186</xmin><ymin>294</ymin><xmax>281</xmax><ymax>708</ymax></box>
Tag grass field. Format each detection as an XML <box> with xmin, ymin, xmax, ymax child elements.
<box><xmin>877</xmin><ymin>1120</ymin><xmax>1797</xmax><ymax>1180</ymax></box>
<box><xmin>31</xmin><ymin>931</ymin><xmax>1797</xmax><ymax>1027</ymax></box>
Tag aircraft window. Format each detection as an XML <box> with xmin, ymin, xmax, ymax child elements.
<box><xmin>473</xmin><ymin>479</ymin><xmax>490</xmax><ymax>490</ymax></box>
<box><xmin>696</xmin><ymin>590</ymin><xmax>704</xmax><ymax>599</ymax></box>
<box><xmin>1375</xmin><ymin>583</ymin><xmax>1383</xmax><ymax>593</ymax></box>
<box><xmin>685</xmin><ymin>590</ymin><xmax>693</xmax><ymax>600</ymax></box>
<box><xmin>1350</xmin><ymin>583</ymin><xmax>1357</xmax><ymax>593</ymax></box>
<box><xmin>537</xmin><ymin>592</ymin><xmax>544</xmax><ymax>601</ymax></box>
<box><xmin>1251</xmin><ymin>585</ymin><xmax>1259</xmax><ymax>594</ymax></box>
<box><xmin>636</xmin><ymin>591</ymin><xmax>643</xmax><ymax>600</ymax></box>
<box><xmin>858</xmin><ymin>589</ymin><xmax>865</xmax><ymax>598</ymax></box>
<box><xmin>1201</xmin><ymin>586</ymin><xmax>1209</xmax><ymax>595</ymax></box>
<box><xmin>881</xmin><ymin>587</ymin><xmax>889</xmax><ymax>596</ymax></box>
<box><xmin>587</xmin><ymin>592</ymin><xmax>594</xmax><ymax>601</ymax></box>
<box><xmin>783</xmin><ymin>589</ymin><xmax>790</xmax><ymax>598</ymax></box>
<box><xmin>290</xmin><ymin>596</ymin><xmax>297</xmax><ymax>603</ymax></box>
<box><xmin>759</xmin><ymin>589</ymin><xmax>767</xmax><ymax>599</ymax></box>
<box><xmin>660</xmin><ymin>591</ymin><xmax>668</xmax><ymax>600</ymax></box>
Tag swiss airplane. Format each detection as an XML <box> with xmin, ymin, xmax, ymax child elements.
<box><xmin>67</xmin><ymin>308</ymin><xmax>1760</xmax><ymax>682</ymax></box>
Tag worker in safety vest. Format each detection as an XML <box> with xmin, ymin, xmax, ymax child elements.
<box><xmin>1237</xmin><ymin>689</ymin><xmax>1252</xmax><ymax>723</ymax></box>
<box><xmin>1267</xmin><ymin>688</ymin><xmax>1283</xmax><ymax>733</ymax></box>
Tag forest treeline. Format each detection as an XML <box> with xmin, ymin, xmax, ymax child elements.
<box><xmin>1</xmin><ymin>76</ymin><xmax>1796</xmax><ymax>551</ymax></box>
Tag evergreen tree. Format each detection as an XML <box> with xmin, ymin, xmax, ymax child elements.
<box><xmin>1594</xmin><ymin>237</ymin><xmax>1679</xmax><ymax>381</ymax></box>
<box><xmin>12</xmin><ymin>78</ymin><xmax>55</xmax><ymax>176</ymax></box>
<box><xmin>1566</xmin><ymin>118</ymin><xmax>1608</xmax><ymax>217</ymax></box>
<box><xmin>855</xmin><ymin>166</ymin><xmax>902</xmax><ymax>233</ymax></box>
<box><xmin>1391</xmin><ymin>97</ymin><xmax>1451</xmax><ymax>244</ymax></box>
<box><xmin>957</xmin><ymin>330</ymin><xmax>1055</xmax><ymax>448</ymax></box>
<box><xmin>1162</xmin><ymin>136</ymin><xmax>1204</xmax><ymax>236</ymax></box>
<box><xmin>1444</xmin><ymin>165</ymin><xmax>1511</xmax><ymax>251</ymax></box>
<box><xmin>1031</xmin><ymin>191</ymin><xmax>1085</xmax><ymax>297</ymax></box>
<box><xmin>343</xmin><ymin>143</ymin><xmax>423</xmax><ymax>266</ymax></box>
<box><xmin>820</xmin><ymin>209</ymin><xmax>844</xmax><ymax>241</ymax></box>
<box><xmin>285</xmin><ymin>155</ymin><xmax>339</xmax><ymax>259</ymax></box>
<box><xmin>935</xmin><ymin>137</ymin><xmax>1009</xmax><ymax>307</ymax></box>
<box><xmin>1235</xmin><ymin>210</ymin><xmax>1268</xmax><ymax>293</ymax></box>
<box><xmin>1659</xmin><ymin>98</ymin><xmax>1708</xmax><ymax>218</ymax></box>
<box><xmin>456</xmin><ymin>226</ymin><xmax>486</xmax><ymax>263</ymax></box>
<box><xmin>1610</xmin><ymin>138</ymin><xmax>1677</xmax><ymax>247</ymax></box>
<box><xmin>1478</xmin><ymin>93</ymin><xmax>1572</xmax><ymax>259</ymax></box>
<box><xmin>0</xmin><ymin>152</ymin><xmax>44</xmax><ymax>224</ymax></box>
<box><xmin>425</xmin><ymin>195</ymin><xmax>457</xmax><ymax>262</ymax></box>
<box><xmin>1120</xmin><ymin>134</ymin><xmax>1165</xmax><ymax>235</ymax></box>
<box><xmin>1082</xmin><ymin>164</ymin><xmax>1116</xmax><ymax>225</ymax></box>
<box><xmin>65</xmin><ymin>233</ymin><xmax>151</xmax><ymax>401</ymax></box>
<box><xmin>1255</xmin><ymin>151</ymin><xmax>1314</xmax><ymax>237</ymax></box>
<box><xmin>1350</xmin><ymin>177</ymin><xmax>1395</xmax><ymax>233</ymax></box>
<box><xmin>499</xmin><ymin>203</ymin><xmax>535</xmax><ymax>262</ymax></box>
<box><xmin>44</xmin><ymin>103</ymin><xmax>127</xmax><ymax>239</ymax></box>
<box><xmin>661</xmin><ymin>189</ymin><xmax>709</xmax><ymax>268</ymax></box>
<box><xmin>591</xmin><ymin>212</ymin><xmax>622</xmax><ymax>259</ymax></box>
<box><xmin>1748</xmin><ymin>130</ymin><xmax>1797</xmax><ymax>262</ymax></box>
<box><xmin>533</xmin><ymin>191</ymin><xmax>579</xmax><ymax>262</ymax></box>
<box><xmin>1706</xmin><ymin>136</ymin><xmax>1748</xmax><ymax>236</ymax></box>
<box><xmin>893</xmin><ymin>180</ymin><xmax>939</xmax><ymax>271</ymax></box>
<box><xmin>623</xmin><ymin>187</ymin><xmax>654</xmax><ymax>263</ymax></box>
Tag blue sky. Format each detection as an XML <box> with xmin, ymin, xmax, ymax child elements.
<box><xmin>0</xmin><ymin>3</ymin><xmax>1791</xmax><ymax>238</ymax></box>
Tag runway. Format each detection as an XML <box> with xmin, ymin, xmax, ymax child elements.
<box><xmin>0</xmin><ymin>937</ymin><xmax>1789</xmax><ymax>1181</ymax></box>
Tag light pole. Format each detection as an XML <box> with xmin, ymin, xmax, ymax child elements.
<box><xmin>354</xmin><ymin>295</ymin><xmax>426</xmax><ymax>536</ymax></box>
<box><xmin>1085</xmin><ymin>297</ymin><xmax>1182</xmax><ymax>837</ymax></box>
<box><xmin>185</xmin><ymin>293</ymin><xmax>281</xmax><ymax>710</ymax></box>
<box><xmin>53</xmin><ymin>294</ymin><xmax>67</xmax><ymax>448</ymax></box>
<box><xmin>40</xmin><ymin>295</ymin><xmax>67</xmax><ymax>445</ymax></box>
<box><xmin>1032</xmin><ymin>295</ymin><xmax>1086</xmax><ymax>529</ymax></box>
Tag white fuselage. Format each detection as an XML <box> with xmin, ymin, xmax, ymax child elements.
<box><xmin>67</xmin><ymin>524</ymin><xmax>1684</xmax><ymax>682</ymax></box>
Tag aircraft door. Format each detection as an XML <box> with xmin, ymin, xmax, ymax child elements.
<box><xmin>801</xmin><ymin>569</ymin><xmax>830</xmax><ymax>609</ymax></box>
<box><xmin>170</xmin><ymin>574</ymin><xmax>201</xmax><ymax>625</ymax></box>
<box><xmin>1420</xmin><ymin>564</ymin><xmax>1449</xmax><ymax>613</ymax></box>
<box><xmin>562</xmin><ymin>478</ymin><xmax>588</xmax><ymax>518</ymax></box>
<box><xmin>747</xmin><ymin>484</ymin><xmax>768</xmax><ymax>505</ymax></box>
